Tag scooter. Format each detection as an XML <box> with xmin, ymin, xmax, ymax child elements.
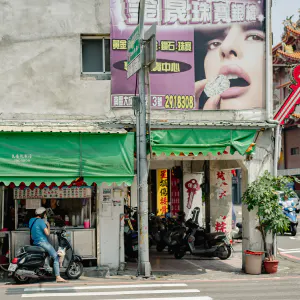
<box><xmin>232</xmin><ymin>222</ymin><xmax>242</xmax><ymax>240</ymax></box>
<box><xmin>173</xmin><ymin>219</ymin><xmax>232</xmax><ymax>260</ymax></box>
<box><xmin>8</xmin><ymin>228</ymin><xmax>83</xmax><ymax>284</ymax></box>
<box><xmin>124</xmin><ymin>218</ymin><xmax>138</xmax><ymax>261</ymax></box>
<box><xmin>283</xmin><ymin>206</ymin><xmax>298</xmax><ymax>236</ymax></box>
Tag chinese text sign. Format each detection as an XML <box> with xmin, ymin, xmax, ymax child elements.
<box><xmin>157</xmin><ymin>169</ymin><xmax>168</xmax><ymax>216</ymax></box>
<box><xmin>111</xmin><ymin>0</ymin><xmax>266</xmax><ymax>111</ymax></box>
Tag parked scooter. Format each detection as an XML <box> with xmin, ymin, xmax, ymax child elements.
<box><xmin>124</xmin><ymin>218</ymin><xmax>138</xmax><ymax>261</ymax></box>
<box><xmin>173</xmin><ymin>219</ymin><xmax>232</xmax><ymax>260</ymax></box>
<box><xmin>151</xmin><ymin>212</ymin><xmax>186</xmax><ymax>253</ymax></box>
<box><xmin>283</xmin><ymin>206</ymin><xmax>298</xmax><ymax>236</ymax></box>
<box><xmin>8</xmin><ymin>228</ymin><xmax>83</xmax><ymax>284</ymax></box>
<box><xmin>232</xmin><ymin>222</ymin><xmax>243</xmax><ymax>240</ymax></box>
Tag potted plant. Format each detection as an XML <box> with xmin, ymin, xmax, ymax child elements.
<box><xmin>242</xmin><ymin>171</ymin><xmax>295</xmax><ymax>274</ymax></box>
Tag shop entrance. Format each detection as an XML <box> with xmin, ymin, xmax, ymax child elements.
<box><xmin>0</xmin><ymin>180</ymin><xmax>98</xmax><ymax>271</ymax></box>
<box><xmin>125</xmin><ymin>159</ymin><xmax>244</xmax><ymax>268</ymax></box>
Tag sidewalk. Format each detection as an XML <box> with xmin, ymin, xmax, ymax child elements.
<box><xmin>94</xmin><ymin>242</ymin><xmax>300</xmax><ymax>281</ymax></box>
<box><xmin>1</xmin><ymin>242</ymin><xmax>300</xmax><ymax>282</ymax></box>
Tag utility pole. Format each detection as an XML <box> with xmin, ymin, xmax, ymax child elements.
<box><xmin>137</xmin><ymin>0</ymin><xmax>151</xmax><ymax>277</ymax></box>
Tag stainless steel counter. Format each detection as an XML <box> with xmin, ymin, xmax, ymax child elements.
<box><xmin>11</xmin><ymin>228</ymin><xmax>96</xmax><ymax>259</ymax></box>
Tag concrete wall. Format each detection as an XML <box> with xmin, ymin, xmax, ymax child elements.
<box><xmin>98</xmin><ymin>183</ymin><xmax>125</xmax><ymax>269</ymax></box>
<box><xmin>0</xmin><ymin>0</ymin><xmax>118</xmax><ymax>121</ymax></box>
<box><xmin>284</xmin><ymin>128</ymin><xmax>300</xmax><ymax>169</ymax></box>
<box><xmin>240</xmin><ymin>129</ymin><xmax>274</xmax><ymax>267</ymax></box>
<box><xmin>209</xmin><ymin>164</ymin><xmax>232</xmax><ymax>236</ymax></box>
<box><xmin>0</xmin><ymin>0</ymin><xmax>267</xmax><ymax>124</ymax></box>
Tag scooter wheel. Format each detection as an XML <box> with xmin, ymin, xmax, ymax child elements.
<box><xmin>291</xmin><ymin>225</ymin><xmax>297</xmax><ymax>236</ymax></box>
<box><xmin>156</xmin><ymin>245</ymin><xmax>165</xmax><ymax>252</ymax></box>
<box><xmin>218</xmin><ymin>246</ymin><xmax>232</xmax><ymax>260</ymax></box>
<box><xmin>174</xmin><ymin>251</ymin><xmax>186</xmax><ymax>259</ymax></box>
<box><xmin>66</xmin><ymin>261</ymin><xmax>83</xmax><ymax>279</ymax></box>
<box><xmin>14</xmin><ymin>269</ymin><xmax>30</xmax><ymax>284</ymax></box>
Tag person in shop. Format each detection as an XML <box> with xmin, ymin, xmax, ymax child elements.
<box><xmin>41</xmin><ymin>198</ymin><xmax>48</xmax><ymax>208</ymax></box>
<box><xmin>29</xmin><ymin>207</ymin><xmax>67</xmax><ymax>283</ymax></box>
<box><xmin>47</xmin><ymin>199</ymin><xmax>66</xmax><ymax>226</ymax></box>
<box><xmin>50</xmin><ymin>198</ymin><xmax>66</xmax><ymax>216</ymax></box>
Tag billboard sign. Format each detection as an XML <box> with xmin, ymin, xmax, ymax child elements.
<box><xmin>111</xmin><ymin>0</ymin><xmax>266</xmax><ymax>111</ymax></box>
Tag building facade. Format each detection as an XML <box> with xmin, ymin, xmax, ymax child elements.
<box><xmin>273</xmin><ymin>12</ymin><xmax>300</xmax><ymax>194</ymax></box>
<box><xmin>0</xmin><ymin>0</ymin><xmax>276</xmax><ymax>271</ymax></box>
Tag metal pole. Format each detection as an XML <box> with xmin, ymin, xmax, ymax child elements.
<box><xmin>274</xmin><ymin>125</ymin><xmax>280</xmax><ymax>177</ymax></box>
<box><xmin>265</xmin><ymin>0</ymin><xmax>272</xmax><ymax>122</ymax></box>
<box><xmin>137</xmin><ymin>0</ymin><xmax>151</xmax><ymax>277</ymax></box>
<box><xmin>273</xmin><ymin>124</ymin><xmax>280</xmax><ymax>257</ymax></box>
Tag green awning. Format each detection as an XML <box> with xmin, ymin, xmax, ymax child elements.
<box><xmin>0</xmin><ymin>132</ymin><xmax>134</xmax><ymax>186</ymax></box>
<box><xmin>151</xmin><ymin>129</ymin><xmax>257</xmax><ymax>156</ymax></box>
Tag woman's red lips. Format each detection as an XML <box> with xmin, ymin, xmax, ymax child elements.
<box><xmin>218</xmin><ymin>65</ymin><xmax>251</xmax><ymax>84</ymax></box>
<box><xmin>218</xmin><ymin>65</ymin><xmax>251</xmax><ymax>99</ymax></box>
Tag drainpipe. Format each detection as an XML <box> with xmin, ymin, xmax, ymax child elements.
<box><xmin>265</xmin><ymin>0</ymin><xmax>278</xmax><ymax>126</ymax></box>
<box><xmin>119</xmin><ymin>214</ymin><xmax>126</xmax><ymax>271</ymax></box>
<box><xmin>273</xmin><ymin>125</ymin><xmax>280</xmax><ymax>177</ymax></box>
<box><xmin>265</xmin><ymin>0</ymin><xmax>279</xmax><ymax>257</ymax></box>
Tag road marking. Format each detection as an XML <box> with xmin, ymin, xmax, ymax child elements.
<box><xmin>24</xmin><ymin>283</ymin><xmax>188</xmax><ymax>292</ymax></box>
<box><xmin>92</xmin><ymin>298</ymin><xmax>213</xmax><ymax>300</ymax></box>
<box><xmin>279</xmin><ymin>250</ymin><xmax>300</xmax><ymax>254</ymax></box>
<box><xmin>22</xmin><ymin>289</ymin><xmax>200</xmax><ymax>298</ymax></box>
<box><xmin>278</xmin><ymin>247</ymin><xmax>300</xmax><ymax>251</ymax></box>
<box><xmin>290</xmin><ymin>237</ymin><xmax>296</xmax><ymax>240</ymax></box>
<box><xmin>184</xmin><ymin>259</ymin><xmax>204</xmax><ymax>272</ymax></box>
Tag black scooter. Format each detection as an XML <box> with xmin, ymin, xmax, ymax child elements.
<box><xmin>173</xmin><ymin>219</ymin><xmax>232</xmax><ymax>260</ymax></box>
<box><xmin>8</xmin><ymin>228</ymin><xmax>83</xmax><ymax>284</ymax></box>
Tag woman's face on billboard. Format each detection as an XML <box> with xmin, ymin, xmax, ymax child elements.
<box><xmin>203</xmin><ymin>24</ymin><xmax>265</xmax><ymax>110</ymax></box>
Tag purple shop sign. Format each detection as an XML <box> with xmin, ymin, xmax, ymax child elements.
<box><xmin>110</xmin><ymin>0</ymin><xmax>266</xmax><ymax>111</ymax></box>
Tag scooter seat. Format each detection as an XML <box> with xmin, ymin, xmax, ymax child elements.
<box><xmin>24</xmin><ymin>245</ymin><xmax>47</xmax><ymax>254</ymax></box>
<box><xmin>205</xmin><ymin>232</ymin><xmax>225</xmax><ymax>240</ymax></box>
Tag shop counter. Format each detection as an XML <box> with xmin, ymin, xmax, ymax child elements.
<box><xmin>11</xmin><ymin>228</ymin><xmax>96</xmax><ymax>259</ymax></box>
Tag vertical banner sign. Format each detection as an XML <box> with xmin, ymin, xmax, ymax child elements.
<box><xmin>210</xmin><ymin>170</ymin><xmax>232</xmax><ymax>235</ymax></box>
<box><xmin>110</xmin><ymin>0</ymin><xmax>266</xmax><ymax>111</ymax></box>
<box><xmin>157</xmin><ymin>169</ymin><xmax>168</xmax><ymax>216</ymax></box>
<box><xmin>183</xmin><ymin>173</ymin><xmax>203</xmax><ymax>226</ymax></box>
<box><xmin>171</xmin><ymin>171</ymin><xmax>180</xmax><ymax>216</ymax></box>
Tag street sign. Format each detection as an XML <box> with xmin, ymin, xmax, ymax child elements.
<box><xmin>144</xmin><ymin>23</ymin><xmax>157</xmax><ymax>71</ymax></box>
<box><xmin>127</xmin><ymin>25</ymin><xmax>141</xmax><ymax>78</ymax></box>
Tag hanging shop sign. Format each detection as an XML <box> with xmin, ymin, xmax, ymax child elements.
<box><xmin>183</xmin><ymin>173</ymin><xmax>203</xmax><ymax>226</ymax></box>
<box><xmin>14</xmin><ymin>187</ymin><xmax>92</xmax><ymax>199</ymax></box>
<box><xmin>156</xmin><ymin>169</ymin><xmax>168</xmax><ymax>216</ymax></box>
<box><xmin>170</xmin><ymin>171</ymin><xmax>180</xmax><ymax>216</ymax></box>
<box><xmin>111</xmin><ymin>0</ymin><xmax>266</xmax><ymax>111</ymax></box>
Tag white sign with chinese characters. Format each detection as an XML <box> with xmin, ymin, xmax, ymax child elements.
<box><xmin>14</xmin><ymin>187</ymin><xmax>92</xmax><ymax>199</ymax></box>
<box><xmin>25</xmin><ymin>199</ymin><xmax>41</xmax><ymax>210</ymax></box>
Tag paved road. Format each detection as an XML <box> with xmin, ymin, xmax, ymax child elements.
<box><xmin>1</xmin><ymin>277</ymin><xmax>300</xmax><ymax>300</ymax></box>
<box><xmin>278</xmin><ymin>230</ymin><xmax>300</xmax><ymax>260</ymax></box>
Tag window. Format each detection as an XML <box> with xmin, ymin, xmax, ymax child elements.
<box><xmin>81</xmin><ymin>36</ymin><xmax>110</xmax><ymax>74</ymax></box>
<box><xmin>291</xmin><ymin>147</ymin><xmax>300</xmax><ymax>155</ymax></box>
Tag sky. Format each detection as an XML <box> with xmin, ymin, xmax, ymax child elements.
<box><xmin>272</xmin><ymin>0</ymin><xmax>300</xmax><ymax>45</ymax></box>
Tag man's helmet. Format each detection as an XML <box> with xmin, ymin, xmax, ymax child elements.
<box><xmin>35</xmin><ymin>207</ymin><xmax>46</xmax><ymax>216</ymax></box>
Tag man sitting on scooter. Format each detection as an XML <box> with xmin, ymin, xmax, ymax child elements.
<box><xmin>29</xmin><ymin>207</ymin><xmax>67</xmax><ymax>283</ymax></box>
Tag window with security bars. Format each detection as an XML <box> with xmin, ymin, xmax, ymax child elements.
<box><xmin>291</xmin><ymin>147</ymin><xmax>300</xmax><ymax>155</ymax></box>
<box><xmin>81</xmin><ymin>37</ymin><xmax>110</xmax><ymax>74</ymax></box>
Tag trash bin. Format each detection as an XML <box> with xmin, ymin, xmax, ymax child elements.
<box><xmin>244</xmin><ymin>250</ymin><xmax>264</xmax><ymax>275</ymax></box>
